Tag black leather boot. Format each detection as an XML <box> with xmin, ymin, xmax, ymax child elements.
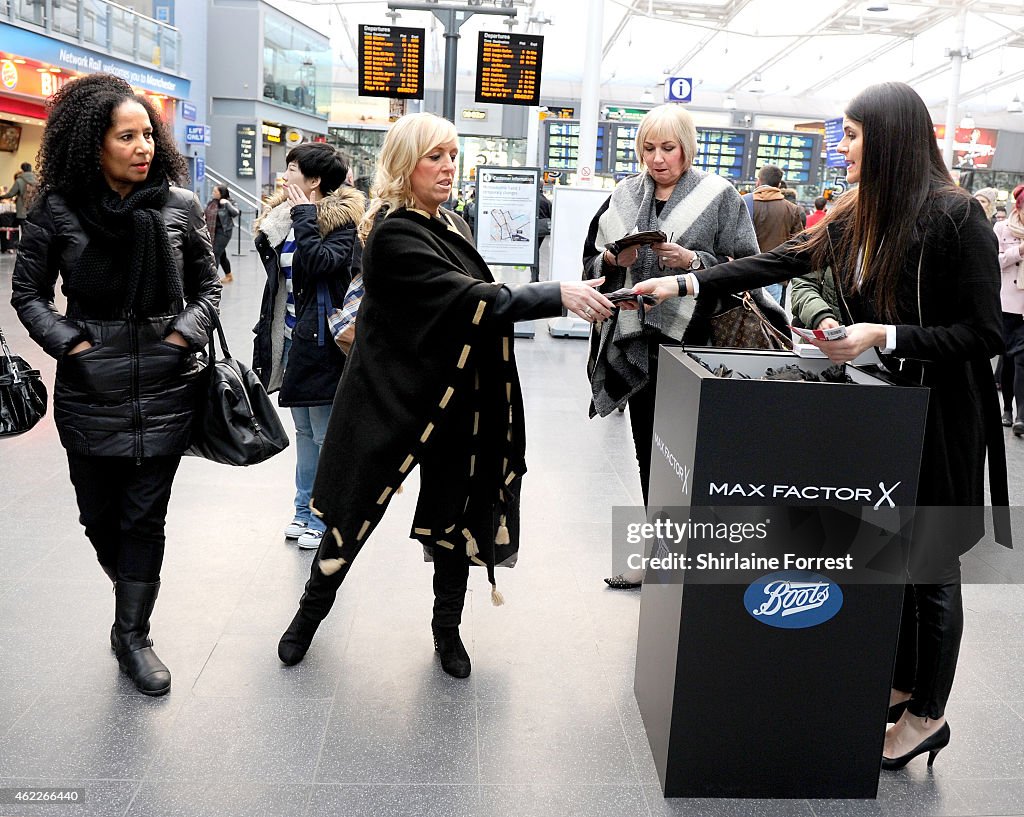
<box><xmin>278</xmin><ymin>557</ymin><xmax>348</xmax><ymax>666</ymax></box>
<box><xmin>432</xmin><ymin>625</ymin><xmax>471</xmax><ymax>678</ymax></box>
<box><xmin>99</xmin><ymin>563</ymin><xmax>117</xmax><ymax>652</ymax></box>
<box><xmin>114</xmin><ymin>580</ymin><xmax>171</xmax><ymax>696</ymax></box>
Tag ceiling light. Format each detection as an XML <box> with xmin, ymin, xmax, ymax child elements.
<box><xmin>723</xmin><ymin>94</ymin><xmax>736</xmax><ymax>110</ymax></box>
<box><xmin>749</xmin><ymin>74</ymin><xmax>764</xmax><ymax>93</ymax></box>
<box><xmin>866</xmin><ymin>2</ymin><xmax>888</xmax><ymax>11</ymax></box>
<box><xmin>1009</xmin><ymin>95</ymin><xmax>1023</xmax><ymax>114</ymax></box>
<box><xmin>959</xmin><ymin>112</ymin><xmax>975</xmax><ymax>129</ymax></box>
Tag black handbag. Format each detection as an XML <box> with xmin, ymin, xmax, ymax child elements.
<box><xmin>186</xmin><ymin>301</ymin><xmax>289</xmax><ymax>466</ymax></box>
<box><xmin>0</xmin><ymin>325</ymin><xmax>47</xmax><ymax>437</ymax></box>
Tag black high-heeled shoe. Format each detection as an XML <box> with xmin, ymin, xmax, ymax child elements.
<box><xmin>881</xmin><ymin>721</ymin><xmax>950</xmax><ymax>770</ymax></box>
<box><xmin>887</xmin><ymin>699</ymin><xmax>909</xmax><ymax>723</ymax></box>
<box><xmin>604</xmin><ymin>574</ymin><xmax>642</xmax><ymax>589</ymax></box>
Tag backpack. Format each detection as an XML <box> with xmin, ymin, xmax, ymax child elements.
<box><xmin>20</xmin><ymin>178</ymin><xmax>39</xmax><ymax>213</ymax></box>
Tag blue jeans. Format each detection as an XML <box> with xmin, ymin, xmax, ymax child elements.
<box><xmin>290</xmin><ymin>403</ymin><xmax>332</xmax><ymax>532</ymax></box>
<box><xmin>764</xmin><ymin>283</ymin><xmax>784</xmax><ymax>306</ymax></box>
<box><xmin>282</xmin><ymin>337</ymin><xmax>331</xmax><ymax>532</ymax></box>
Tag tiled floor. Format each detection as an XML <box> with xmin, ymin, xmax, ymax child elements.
<box><xmin>1</xmin><ymin>247</ymin><xmax>1023</xmax><ymax>817</ymax></box>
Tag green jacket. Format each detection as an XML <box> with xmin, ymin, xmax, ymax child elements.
<box><xmin>789</xmin><ymin>266</ymin><xmax>850</xmax><ymax>329</ymax></box>
<box><xmin>0</xmin><ymin>171</ymin><xmax>37</xmax><ymax>219</ymax></box>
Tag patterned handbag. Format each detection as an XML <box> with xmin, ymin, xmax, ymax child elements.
<box><xmin>708</xmin><ymin>291</ymin><xmax>792</xmax><ymax>351</ymax></box>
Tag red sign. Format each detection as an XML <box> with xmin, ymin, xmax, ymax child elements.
<box><xmin>934</xmin><ymin>124</ymin><xmax>998</xmax><ymax>170</ymax></box>
<box><xmin>0</xmin><ymin>59</ymin><xmax>74</xmax><ymax>100</ymax></box>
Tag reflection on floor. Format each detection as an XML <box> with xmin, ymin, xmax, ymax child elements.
<box><xmin>1</xmin><ymin>249</ymin><xmax>1023</xmax><ymax>817</ymax></box>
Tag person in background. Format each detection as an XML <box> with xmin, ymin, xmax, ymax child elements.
<box><xmin>463</xmin><ymin>187</ymin><xmax>477</xmax><ymax>236</ymax></box>
<box><xmin>994</xmin><ymin>205</ymin><xmax>1007</xmax><ymax>223</ymax></box>
<box><xmin>0</xmin><ymin>162</ymin><xmax>38</xmax><ymax>252</ymax></box>
<box><xmin>781</xmin><ymin>186</ymin><xmax>806</xmax><ymax>229</ymax></box>
<box><xmin>10</xmin><ymin>73</ymin><xmax>220</xmax><ymax>696</ymax></box>
<box><xmin>633</xmin><ymin>81</ymin><xmax>1009</xmax><ymax>771</ymax></box>
<box><xmin>204</xmin><ymin>184</ymin><xmax>240</xmax><ymax>283</ymax></box>
<box><xmin>806</xmin><ymin>196</ymin><xmax>828</xmax><ymax>229</ymax></box>
<box><xmin>252</xmin><ymin>143</ymin><xmax>363</xmax><ymax>551</ymax></box>
<box><xmin>532</xmin><ymin>187</ymin><xmax>552</xmax><ymax>282</ymax></box>
<box><xmin>995</xmin><ymin>184</ymin><xmax>1024</xmax><ymax>435</ymax></box>
<box><xmin>973</xmin><ymin>187</ymin><xmax>998</xmax><ymax>222</ymax></box>
<box><xmin>742</xmin><ymin>164</ymin><xmax>804</xmax><ymax>304</ymax></box>
<box><xmin>276</xmin><ymin>112</ymin><xmax>614</xmax><ymax>677</ymax></box>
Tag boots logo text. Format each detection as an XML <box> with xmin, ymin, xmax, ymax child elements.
<box><xmin>744</xmin><ymin>572</ymin><xmax>844</xmax><ymax>629</ymax></box>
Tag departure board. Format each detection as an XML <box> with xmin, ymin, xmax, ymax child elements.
<box><xmin>475</xmin><ymin>31</ymin><xmax>543</xmax><ymax>106</ymax></box>
<box><xmin>544</xmin><ymin>121</ymin><xmax>605</xmax><ymax>172</ymax></box>
<box><xmin>610</xmin><ymin>123</ymin><xmax>640</xmax><ymax>174</ymax></box>
<box><xmin>358</xmin><ymin>24</ymin><xmax>424</xmax><ymax>100</ymax></box>
<box><xmin>693</xmin><ymin>128</ymin><xmax>746</xmax><ymax>180</ymax></box>
<box><xmin>754</xmin><ymin>131</ymin><xmax>819</xmax><ymax>184</ymax></box>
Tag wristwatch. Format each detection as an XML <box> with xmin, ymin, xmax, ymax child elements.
<box><xmin>688</xmin><ymin>253</ymin><xmax>702</xmax><ymax>271</ymax></box>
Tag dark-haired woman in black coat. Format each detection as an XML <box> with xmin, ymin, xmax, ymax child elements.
<box><xmin>11</xmin><ymin>73</ymin><xmax>220</xmax><ymax>696</ymax></box>
<box><xmin>633</xmin><ymin>82</ymin><xmax>1009</xmax><ymax>771</ymax></box>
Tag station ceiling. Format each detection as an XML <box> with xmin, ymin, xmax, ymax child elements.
<box><xmin>286</xmin><ymin>0</ymin><xmax>1024</xmax><ymax>125</ymax></box>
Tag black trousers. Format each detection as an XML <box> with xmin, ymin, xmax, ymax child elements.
<box><xmin>305</xmin><ymin>537</ymin><xmax>471</xmax><ymax>628</ymax></box>
<box><xmin>1000</xmin><ymin>313</ymin><xmax>1024</xmax><ymax>416</ymax></box>
<box><xmin>626</xmin><ymin>335</ymin><xmax>674</xmax><ymax>506</ymax></box>
<box><xmin>891</xmin><ymin>582</ymin><xmax>963</xmax><ymax>721</ymax></box>
<box><xmin>66</xmin><ymin>453</ymin><xmax>181</xmax><ymax>583</ymax></box>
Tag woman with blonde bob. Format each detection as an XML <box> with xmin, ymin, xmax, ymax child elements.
<box><xmin>277</xmin><ymin>112</ymin><xmax>614</xmax><ymax>677</ymax></box>
<box><xmin>582</xmin><ymin>104</ymin><xmax>767</xmax><ymax>588</ymax></box>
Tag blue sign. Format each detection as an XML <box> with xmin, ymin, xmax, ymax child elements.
<box><xmin>665</xmin><ymin>77</ymin><xmax>693</xmax><ymax>103</ymax></box>
<box><xmin>824</xmin><ymin>116</ymin><xmax>847</xmax><ymax>169</ymax></box>
<box><xmin>0</xmin><ymin>22</ymin><xmax>190</xmax><ymax>98</ymax></box>
<box><xmin>153</xmin><ymin>0</ymin><xmax>174</xmax><ymax>24</ymax></box>
<box><xmin>195</xmin><ymin>156</ymin><xmax>205</xmax><ymax>183</ymax></box>
<box><xmin>744</xmin><ymin>571</ymin><xmax>843</xmax><ymax>629</ymax></box>
<box><xmin>184</xmin><ymin>124</ymin><xmax>206</xmax><ymax>145</ymax></box>
<box><xmin>181</xmin><ymin>101</ymin><xmax>197</xmax><ymax>121</ymax></box>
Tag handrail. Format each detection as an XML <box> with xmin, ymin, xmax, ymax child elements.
<box><xmin>204</xmin><ymin>166</ymin><xmax>262</xmax><ymax>256</ymax></box>
<box><xmin>205</xmin><ymin>166</ymin><xmax>264</xmax><ymax>212</ymax></box>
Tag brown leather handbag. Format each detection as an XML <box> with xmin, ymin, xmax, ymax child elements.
<box><xmin>708</xmin><ymin>291</ymin><xmax>792</xmax><ymax>351</ymax></box>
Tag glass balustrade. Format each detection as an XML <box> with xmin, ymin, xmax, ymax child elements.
<box><xmin>4</xmin><ymin>0</ymin><xmax>180</xmax><ymax>74</ymax></box>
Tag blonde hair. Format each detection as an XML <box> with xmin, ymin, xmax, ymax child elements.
<box><xmin>359</xmin><ymin>112</ymin><xmax>459</xmax><ymax>243</ymax></box>
<box><xmin>634</xmin><ymin>104</ymin><xmax>698</xmax><ymax>175</ymax></box>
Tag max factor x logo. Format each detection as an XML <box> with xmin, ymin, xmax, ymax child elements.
<box><xmin>708</xmin><ymin>481</ymin><xmax>902</xmax><ymax>508</ymax></box>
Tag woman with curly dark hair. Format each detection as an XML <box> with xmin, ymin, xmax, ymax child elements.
<box><xmin>10</xmin><ymin>73</ymin><xmax>220</xmax><ymax>696</ymax></box>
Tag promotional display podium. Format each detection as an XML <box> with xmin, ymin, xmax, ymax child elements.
<box><xmin>634</xmin><ymin>347</ymin><xmax>930</xmax><ymax>799</ymax></box>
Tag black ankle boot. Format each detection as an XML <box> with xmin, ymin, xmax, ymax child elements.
<box><xmin>114</xmin><ymin>580</ymin><xmax>170</xmax><ymax>696</ymax></box>
<box><xmin>432</xmin><ymin>625</ymin><xmax>471</xmax><ymax>678</ymax></box>
<box><xmin>278</xmin><ymin>558</ymin><xmax>346</xmax><ymax>666</ymax></box>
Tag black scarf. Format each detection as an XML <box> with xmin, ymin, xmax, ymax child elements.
<box><xmin>67</xmin><ymin>179</ymin><xmax>182</xmax><ymax>318</ymax></box>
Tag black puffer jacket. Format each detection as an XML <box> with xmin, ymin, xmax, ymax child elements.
<box><xmin>252</xmin><ymin>186</ymin><xmax>364</xmax><ymax>406</ymax></box>
<box><xmin>11</xmin><ymin>187</ymin><xmax>221</xmax><ymax>458</ymax></box>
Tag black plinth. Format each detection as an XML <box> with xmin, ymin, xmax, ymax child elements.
<box><xmin>635</xmin><ymin>347</ymin><xmax>930</xmax><ymax>799</ymax></box>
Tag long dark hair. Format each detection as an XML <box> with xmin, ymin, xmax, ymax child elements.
<box><xmin>36</xmin><ymin>73</ymin><xmax>187</xmax><ymax>204</ymax></box>
<box><xmin>797</xmin><ymin>82</ymin><xmax>966</xmax><ymax>320</ymax></box>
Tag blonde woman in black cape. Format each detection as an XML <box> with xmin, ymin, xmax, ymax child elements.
<box><xmin>277</xmin><ymin>112</ymin><xmax>615</xmax><ymax>678</ymax></box>
<box><xmin>632</xmin><ymin>81</ymin><xmax>1010</xmax><ymax>770</ymax></box>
